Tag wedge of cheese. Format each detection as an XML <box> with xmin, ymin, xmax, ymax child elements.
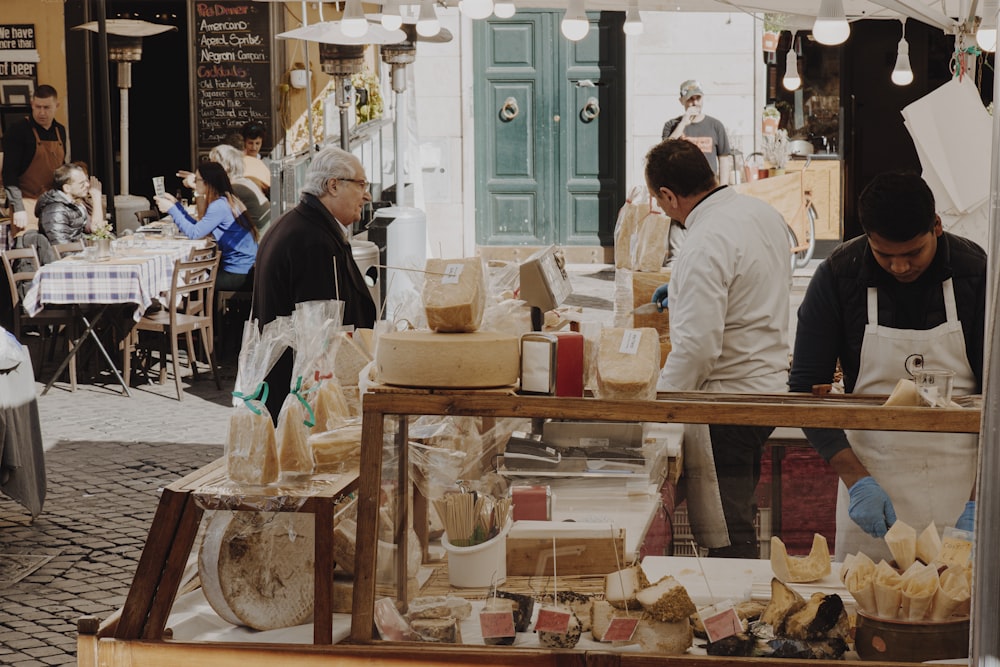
<box><xmin>635</xmin><ymin>575</ymin><xmax>696</xmax><ymax>622</ymax></box>
<box><xmin>595</xmin><ymin>327</ymin><xmax>659</xmax><ymax>400</ymax></box>
<box><xmin>334</xmin><ymin>331</ymin><xmax>372</xmax><ymax>388</ymax></box>
<box><xmin>770</xmin><ymin>533</ymin><xmax>832</xmax><ymax>583</ymax></box>
<box><xmin>275</xmin><ymin>395</ymin><xmax>315</xmax><ymax>475</ymax></box>
<box><xmin>376</xmin><ymin>330</ymin><xmax>519</xmax><ymax>388</ymax></box>
<box><xmin>310</xmin><ymin>379</ymin><xmax>351</xmax><ymax>433</ymax></box>
<box><xmin>423</xmin><ymin>257</ymin><xmax>486</xmax><ymax>332</ymax></box>
<box><xmin>226</xmin><ymin>404</ymin><xmax>278</xmax><ymax>486</ymax></box>
<box><xmin>308</xmin><ymin>421</ymin><xmax>363</xmax><ymax>473</ymax></box>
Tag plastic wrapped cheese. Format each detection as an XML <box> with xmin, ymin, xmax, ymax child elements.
<box><xmin>275</xmin><ymin>395</ymin><xmax>315</xmax><ymax>476</ymax></box>
<box><xmin>595</xmin><ymin>327</ymin><xmax>660</xmax><ymax>400</ymax></box>
<box><xmin>226</xmin><ymin>402</ymin><xmax>279</xmax><ymax>486</ymax></box>
<box><xmin>311</xmin><ymin>378</ymin><xmax>351</xmax><ymax>433</ymax></box>
<box><xmin>376</xmin><ymin>330</ymin><xmax>519</xmax><ymax>388</ymax></box>
<box><xmin>308</xmin><ymin>420</ymin><xmax>363</xmax><ymax>473</ymax></box>
<box><xmin>422</xmin><ymin>257</ymin><xmax>486</xmax><ymax>332</ymax></box>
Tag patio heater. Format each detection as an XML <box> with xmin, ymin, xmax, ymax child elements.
<box><xmin>72</xmin><ymin>19</ymin><xmax>175</xmax><ymax>230</ymax></box>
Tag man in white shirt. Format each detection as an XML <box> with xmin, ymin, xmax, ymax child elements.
<box><xmin>647</xmin><ymin>139</ymin><xmax>792</xmax><ymax>558</ymax></box>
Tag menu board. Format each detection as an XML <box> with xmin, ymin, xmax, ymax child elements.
<box><xmin>192</xmin><ymin>0</ymin><xmax>272</xmax><ymax>155</ymax></box>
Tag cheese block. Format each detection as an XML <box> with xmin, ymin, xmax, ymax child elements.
<box><xmin>332</xmin><ymin>573</ymin><xmax>354</xmax><ymax>614</ymax></box>
<box><xmin>605</xmin><ymin>565</ymin><xmax>650</xmax><ymax>609</ymax></box>
<box><xmin>481</xmin><ymin>597</ymin><xmax>517</xmax><ymax>645</ymax></box>
<box><xmin>593</xmin><ymin>600</ymin><xmax>693</xmax><ymax>653</ymax></box>
<box><xmin>334</xmin><ymin>331</ymin><xmax>372</xmax><ymax>388</ymax></box>
<box><xmin>275</xmin><ymin>395</ymin><xmax>315</xmax><ymax>476</ymax></box>
<box><xmin>595</xmin><ymin>327</ymin><xmax>660</xmax><ymax>400</ymax></box>
<box><xmin>310</xmin><ymin>379</ymin><xmax>351</xmax><ymax>433</ymax></box>
<box><xmin>226</xmin><ymin>403</ymin><xmax>279</xmax><ymax>486</ymax></box>
<box><xmin>539</xmin><ymin>591</ymin><xmax>593</xmax><ymax>632</ymax></box>
<box><xmin>376</xmin><ymin>331</ymin><xmax>519</xmax><ymax>389</ymax></box>
<box><xmin>411</xmin><ymin>617</ymin><xmax>462</xmax><ymax>643</ymax></box>
<box><xmin>422</xmin><ymin>257</ymin><xmax>486</xmax><ymax>332</ymax></box>
<box><xmin>635</xmin><ymin>575</ymin><xmax>697</xmax><ymax>622</ymax></box>
<box><xmin>407</xmin><ymin>595</ymin><xmax>473</xmax><ymax>621</ymax></box>
<box><xmin>770</xmin><ymin>533</ymin><xmax>832</xmax><ymax>583</ymax></box>
<box><xmin>198</xmin><ymin>511</ymin><xmax>315</xmax><ymax>630</ymax></box>
<box><xmin>308</xmin><ymin>420</ymin><xmax>363</xmax><ymax>473</ymax></box>
<box><xmin>537</xmin><ymin>606</ymin><xmax>582</xmax><ymax>648</ymax></box>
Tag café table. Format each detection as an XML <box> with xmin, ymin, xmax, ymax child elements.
<box><xmin>21</xmin><ymin>237</ymin><xmax>208</xmax><ymax>396</ymax></box>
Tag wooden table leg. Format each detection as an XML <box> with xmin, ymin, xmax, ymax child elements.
<box><xmin>142</xmin><ymin>496</ymin><xmax>204</xmax><ymax>639</ymax></box>
<box><xmin>351</xmin><ymin>410</ymin><xmax>387</xmax><ymax>642</ymax></box>
<box><xmin>314</xmin><ymin>499</ymin><xmax>335</xmax><ymax>644</ymax></box>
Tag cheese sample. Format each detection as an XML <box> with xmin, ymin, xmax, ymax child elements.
<box><xmin>376</xmin><ymin>330</ymin><xmax>519</xmax><ymax>388</ymax></box>
<box><xmin>593</xmin><ymin>600</ymin><xmax>693</xmax><ymax>653</ymax></box>
<box><xmin>423</xmin><ymin>257</ymin><xmax>486</xmax><ymax>332</ymax></box>
<box><xmin>226</xmin><ymin>404</ymin><xmax>279</xmax><ymax>486</ymax></box>
<box><xmin>411</xmin><ymin>617</ymin><xmax>462</xmax><ymax>643</ymax></box>
<box><xmin>198</xmin><ymin>511</ymin><xmax>315</xmax><ymax>631</ymax></box>
<box><xmin>770</xmin><ymin>533</ymin><xmax>832</xmax><ymax>583</ymax></box>
<box><xmin>537</xmin><ymin>607</ymin><xmax>582</xmax><ymax>649</ymax></box>
<box><xmin>605</xmin><ymin>565</ymin><xmax>650</xmax><ymax>609</ymax></box>
<box><xmin>595</xmin><ymin>327</ymin><xmax>660</xmax><ymax>400</ymax></box>
<box><xmin>635</xmin><ymin>575</ymin><xmax>697</xmax><ymax>622</ymax></box>
<box><xmin>311</xmin><ymin>380</ymin><xmax>351</xmax><ymax>433</ymax></box>
<box><xmin>334</xmin><ymin>331</ymin><xmax>372</xmax><ymax>388</ymax></box>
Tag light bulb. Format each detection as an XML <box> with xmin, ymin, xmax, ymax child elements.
<box><xmin>493</xmin><ymin>1</ymin><xmax>515</xmax><ymax>18</ymax></box>
<box><xmin>381</xmin><ymin>0</ymin><xmax>403</xmax><ymax>31</ymax></box>
<box><xmin>416</xmin><ymin>0</ymin><xmax>440</xmax><ymax>37</ymax></box>
<box><xmin>981</xmin><ymin>0</ymin><xmax>999</xmax><ymax>51</ymax></box>
<box><xmin>461</xmin><ymin>0</ymin><xmax>494</xmax><ymax>20</ymax></box>
<box><xmin>891</xmin><ymin>37</ymin><xmax>913</xmax><ymax>85</ymax></box>
<box><xmin>624</xmin><ymin>3</ymin><xmax>643</xmax><ymax>36</ymax></box>
<box><xmin>561</xmin><ymin>0</ymin><xmax>588</xmax><ymax>41</ymax></box>
<box><xmin>813</xmin><ymin>0</ymin><xmax>850</xmax><ymax>45</ymax></box>
<box><xmin>340</xmin><ymin>0</ymin><xmax>368</xmax><ymax>38</ymax></box>
<box><xmin>783</xmin><ymin>47</ymin><xmax>801</xmax><ymax>91</ymax></box>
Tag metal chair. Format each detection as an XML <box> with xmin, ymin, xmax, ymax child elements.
<box><xmin>123</xmin><ymin>253</ymin><xmax>221</xmax><ymax>400</ymax></box>
<box><xmin>1</xmin><ymin>247</ymin><xmax>79</xmax><ymax>390</ymax></box>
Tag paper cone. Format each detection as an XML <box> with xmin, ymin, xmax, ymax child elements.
<box><xmin>916</xmin><ymin>523</ymin><xmax>942</xmax><ymax>565</ymax></box>
<box><xmin>901</xmin><ymin>566</ymin><xmax>938</xmax><ymax>621</ymax></box>
<box><xmin>873</xmin><ymin>560</ymin><xmax>903</xmax><ymax>620</ymax></box>
<box><xmin>885</xmin><ymin>521</ymin><xmax>917</xmax><ymax>571</ymax></box>
<box><xmin>846</xmin><ymin>577</ymin><xmax>877</xmax><ymax>615</ymax></box>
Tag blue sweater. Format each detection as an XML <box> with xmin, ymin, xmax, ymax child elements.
<box><xmin>168</xmin><ymin>198</ymin><xmax>257</xmax><ymax>275</ymax></box>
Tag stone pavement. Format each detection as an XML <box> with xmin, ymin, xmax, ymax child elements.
<box><xmin>0</xmin><ymin>264</ymin><xmax>619</xmax><ymax>666</ymax></box>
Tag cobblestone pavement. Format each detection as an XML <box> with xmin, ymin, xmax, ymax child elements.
<box><xmin>0</xmin><ymin>265</ymin><xmax>618</xmax><ymax>666</ymax></box>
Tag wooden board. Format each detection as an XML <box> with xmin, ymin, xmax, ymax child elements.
<box><xmin>506</xmin><ymin>533</ymin><xmax>624</xmax><ymax>576</ymax></box>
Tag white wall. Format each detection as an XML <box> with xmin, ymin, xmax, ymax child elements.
<box><xmin>409</xmin><ymin>9</ymin><xmax>763</xmax><ymax>259</ymax></box>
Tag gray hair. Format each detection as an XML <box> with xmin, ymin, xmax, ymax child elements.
<box><xmin>301</xmin><ymin>146</ymin><xmax>359</xmax><ymax>197</ymax></box>
<box><xmin>209</xmin><ymin>144</ymin><xmax>246</xmax><ymax>178</ymax></box>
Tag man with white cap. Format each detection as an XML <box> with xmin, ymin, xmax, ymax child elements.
<box><xmin>662</xmin><ymin>79</ymin><xmax>732</xmax><ymax>185</ymax></box>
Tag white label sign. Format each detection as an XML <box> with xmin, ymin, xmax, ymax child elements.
<box><xmin>442</xmin><ymin>263</ymin><xmax>464</xmax><ymax>284</ymax></box>
<box><xmin>618</xmin><ymin>330</ymin><xmax>642</xmax><ymax>355</ymax></box>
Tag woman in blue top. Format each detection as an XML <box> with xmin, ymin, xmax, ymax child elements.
<box><xmin>153</xmin><ymin>161</ymin><xmax>258</xmax><ymax>290</ymax></box>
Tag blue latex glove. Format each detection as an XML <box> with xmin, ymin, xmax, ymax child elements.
<box><xmin>651</xmin><ymin>283</ymin><xmax>669</xmax><ymax>312</ymax></box>
<box><xmin>848</xmin><ymin>476</ymin><xmax>897</xmax><ymax>538</ymax></box>
<box><xmin>956</xmin><ymin>500</ymin><xmax>975</xmax><ymax>533</ymax></box>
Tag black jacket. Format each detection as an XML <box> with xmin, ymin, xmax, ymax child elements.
<box><xmin>252</xmin><ymin>193</ymin><xmax>376</xmax><ymax>420</ymax></box>
<box><xmin>789</xmin><ymin>231</ymin><xmax>986</xmax><ymax>460</ymax></box>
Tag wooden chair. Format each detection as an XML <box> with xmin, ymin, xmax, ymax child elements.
<box><xmin>135</xmin><ymin>209</ymin><xmax>161</xmax><ymax>227</ymax></box>
<box><xmin>1</xmin><ymin>247</ymin><xmax>79</xmax><ymax>390</ymax></box>
<box><xmin>123</xmin><ymin>253</ymin><xmax>221</xmax><ymax>400</ymax></box>
<box><xmin>52</xmin><ymin>239</ymin><xmax>85</xmax><ymax>259</ymax></box>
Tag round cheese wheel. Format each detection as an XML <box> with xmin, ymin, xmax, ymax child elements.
<box><xmin>375</xmin><ymin>331</ymin><xmax>519</xmax><ymax>388</ymax></box>
<box><xmin>198</xmin><ymin>511</ymin><xmax>316</xmax><ymax>630</ymax></box>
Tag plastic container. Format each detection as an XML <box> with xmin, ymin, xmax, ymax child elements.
<box><xmin>854</xmin><ymin>611</ymin><xmax>969</xmax><ymax>663</ymax></box>
<box><xmin>441</xmin><ymin>520</ymin><xmax>511</xmax><ymax>588</ymax></box>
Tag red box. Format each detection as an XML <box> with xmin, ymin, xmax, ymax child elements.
<box><xmin>520</xmin><ymin>331</ymin><xmax>584</xmax><ymax>397</ymax></box>
<box><xmin>511</xmin><ymin>485</ymin><xmax>551</xmax><ymax>521</ymax></box>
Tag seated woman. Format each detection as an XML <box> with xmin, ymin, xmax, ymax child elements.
<box><xmin>153</xmin><ymin>161</ymin><xmax>258</xmax><ymax>291</ymax></box>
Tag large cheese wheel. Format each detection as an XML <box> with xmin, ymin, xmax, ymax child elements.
<box><xmin>198</xmin><ymin>511</ymin><xmax>315</xmax><ymax>630</ymax></box>
<box><xmin>376</xmin><ymin>331</ymin><xmax>519</xmax><ymax>388</ymax></box>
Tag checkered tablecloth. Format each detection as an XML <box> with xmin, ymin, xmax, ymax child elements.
<box><xmin>23</xmin><ymin>240</ymin><xmax>205</xmax><ymax>321</ymax></box>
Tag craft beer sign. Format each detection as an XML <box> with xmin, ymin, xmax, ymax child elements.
<box><xmin>0</xmin><ymin>24</ymin><xmax>39</xmax><ymax>106</ymax></box>
<box><xmin>191</xmin><ymin>1</ymin><xmax>273</xmax><ymax>156</ymax></box>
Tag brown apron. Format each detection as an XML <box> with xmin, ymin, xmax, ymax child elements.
<box><xmin>15</xmin><ymin>121</ymin><xmax>65</xmax><ymax>236</ymax></box>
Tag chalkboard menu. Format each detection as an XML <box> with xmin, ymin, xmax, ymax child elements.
<box><xmin>191</xmin><ymin>0</ymin><xmax>272</xmax><ymax>156</ymax></box>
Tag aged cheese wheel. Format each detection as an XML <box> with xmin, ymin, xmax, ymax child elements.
<box><xmin>422</xmin><ymin>257</ymin><xmax>486</xmax><ymax>332</ymax></box>
<box><xmin>198</xmin><ymin>511</ymin><xmax>315</xmax><ymax>630</ymax></box>
<box><xmin>376</xmin><ymin>331</ymin><xmax>519</xmax><ymax>388</ymax></box>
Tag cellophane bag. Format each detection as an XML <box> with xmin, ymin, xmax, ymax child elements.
<box><xmin>594</xmin><ymin>326</ymin><xmax>660</xmax><ymax>401</ymax></box>
<box><xmin>227</xmin><ymin>317</ymin><xmax>294</xmax><ymax>485</ymax></box>
<box><xmin>274</xmin><ymin>300</ymin><xmax>345</xmax><ymax>477</ymax></box>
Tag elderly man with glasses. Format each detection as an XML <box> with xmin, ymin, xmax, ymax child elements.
<box><xmin>252</xmin><ymin>145</ymin><xmax>377</xmax><ymax>421</ymax></box>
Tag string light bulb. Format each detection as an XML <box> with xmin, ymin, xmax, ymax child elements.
<box><xmin>813</xmin><ymin>0</ymin><xmax>850</xmax><ymax>45</ymax></box>
<box><xmin>978</xmin><ymin>0</ymin><xmax>998</xmax><ymax>52</ymax></box>
<box><xmin>460</xmin><ymin>0</ymin><xmax>494</xmax><ymax>20</ymax></box>
<box><xmin>561</xmin><ymin>0</ymin><xmax>589</xmax><ymax>41</ymax></box>
<box><xmin>340</xmin><ymin>0</ymin><xmax>369</xmax><ymax>38</ymax></box>
<box><xmin>891</xmin><ymin>19</ymin><xmax>913</xmax><ymax>86</ymax></box>
<box><xmin>416</xmin><ymin>0</ymin><xmax>440</xmax><ymax>37</ymax></box>
<box><xmin>494</xmin><ymin>1</ymin><xmax>515</xmax><ymax>18</ymax></box>
<box><xmin>624</xmin><ymin>1</ymin><xmax>643</xmax><ymax>36</ymax></box>
<box><xmin>381</xmin><ymin>0</ymin><xmax>403</xmax><ymax>31</ymax></box>
<box><xmin>783</xmin><ymin>34</ymin><xmax>801</xmax><ymax>91</ymax></box>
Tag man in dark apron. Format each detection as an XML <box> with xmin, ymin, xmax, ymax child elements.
<box><xmin>2</xmin><ymin>84</ymin><xmax>67</xmax><ymax>245</ymax></box>
<box><xmin>789</xmin><ymin>172</ymin><xmax>986</xmax><ymax>562</ymax></box>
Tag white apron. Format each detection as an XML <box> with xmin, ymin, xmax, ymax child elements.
<box><xmin>836</xmin><ymin>279</ymin><xmax>978</xmax><ymax>562</ymax></box>
<box><xmin>682</xmin><ymin>372</ymin><xmax>786</xmax><ymax>549</ymax></box>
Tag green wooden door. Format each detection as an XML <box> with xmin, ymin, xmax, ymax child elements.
<box><xmin>474</xmin><ymin>11</ymin><xmax>625</xmax><ymax>247</ymax></box>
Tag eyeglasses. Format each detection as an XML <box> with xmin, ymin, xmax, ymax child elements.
<box><xmin>339</xmin><ymin>177</ymin><xmax>369</xmax><ymax>189</ymax></box>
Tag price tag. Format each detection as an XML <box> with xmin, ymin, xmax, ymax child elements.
<box><xmin>618</xmin><ymin>329</ymin><xmax>642</xmax><ymax>354</ymax></box>
<box><xmin>602</xmin><ymin>617</ymin><xmax>639</xmax><ymax>642</ymax></box>
<box><xmin>479</xmin><ymin>610</ymin><xmax>516</xmax><ymax>639</ymax></box>
<box><xmin>534</xmin><ymin>607</ymin><xmax>571</xmax><ymax>634</ymax></box>
<box><xmin>936</xmin><ymin>535</ymin><xmax>973</xmax><ymax>568</ymax></box>
<box><xmin>699</xmin><ymin>602</ymin><xmax>742</xmax><ymax>643</ymax></box>
<box><xmin>441</xmin><ymin>263</ymin><xmax>464</xmax><ymax>284</ymax></box>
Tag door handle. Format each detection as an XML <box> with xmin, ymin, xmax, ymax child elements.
<box><xmin>579</xmin><ymin>96</ymin><xmax>600</xmax><ymax>123</ymax></box>
<box><xmin>499</xmin><ymin>97</ymin><xmax>519</xmax><ymax>122</ymax></box>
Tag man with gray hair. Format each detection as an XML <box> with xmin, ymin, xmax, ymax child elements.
<box><xmin>209</xmin><ymin>144</ymin><xmax>271</xmax><ymax>234</ymax></box>
<box><xmin>252</xmin><ymin>145</ymin><xmax>377</xmax><ymax>420</ymax></box>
